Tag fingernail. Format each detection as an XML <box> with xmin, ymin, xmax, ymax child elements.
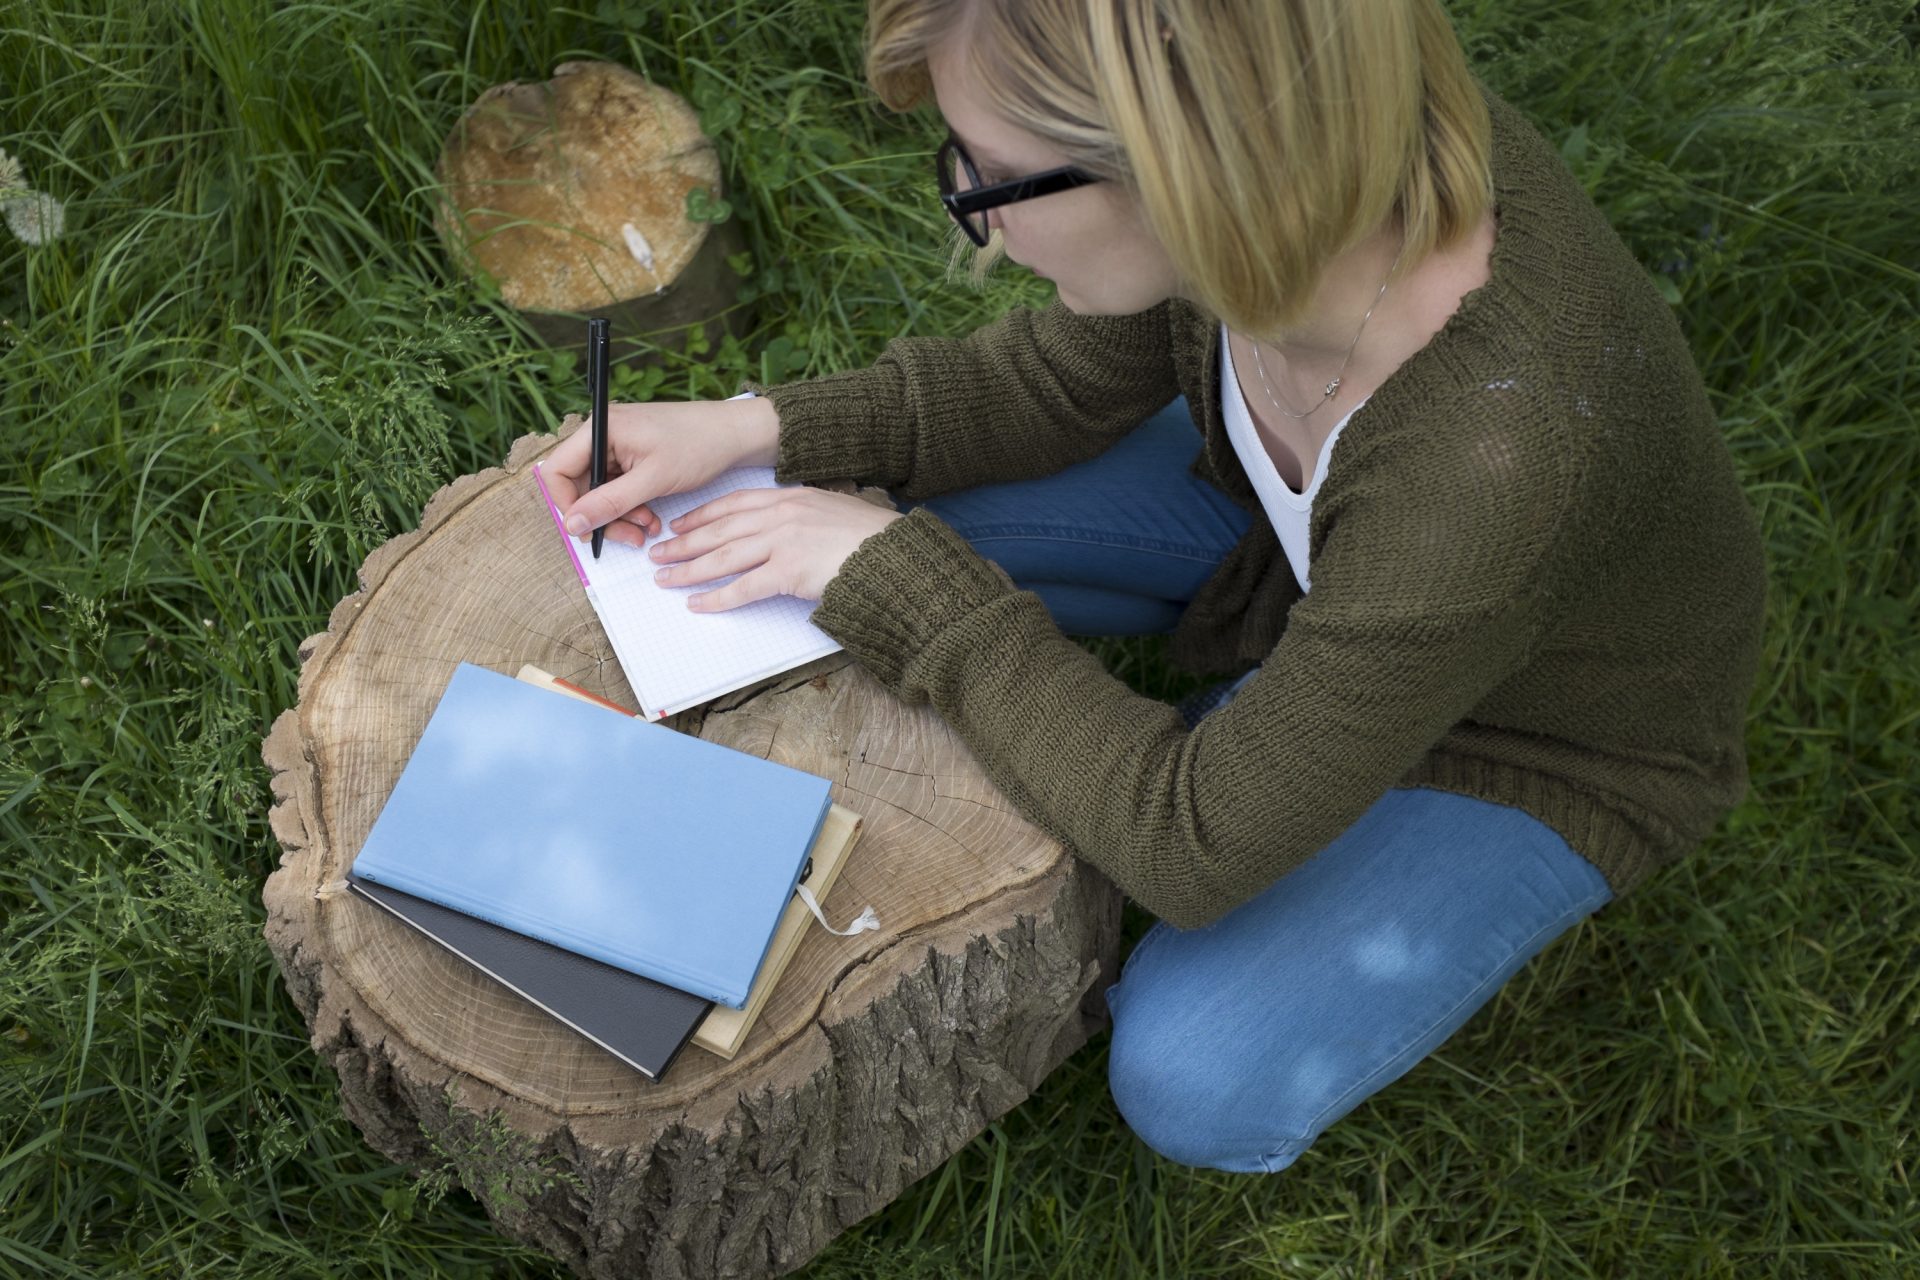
<box><xmin>565</xmin><ymin>514</ymin><xmax>588</xmax><ymax>537</ymax></box>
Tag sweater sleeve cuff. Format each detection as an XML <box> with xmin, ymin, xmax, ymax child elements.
<box><xmin>810</xmin><ymin>507</ymin><xmax>1016</xmax><ymax>694</ymax></box>
<box><xmin>741</xmin><ymin>366</ymin><xmax>914</xmax><ymax>490</ymax></box>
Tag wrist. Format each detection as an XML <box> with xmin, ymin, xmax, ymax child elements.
<box><xmin>734</xmin><ymin>394</ymin><xmax>782</xmax><ymax>469</ymax></box>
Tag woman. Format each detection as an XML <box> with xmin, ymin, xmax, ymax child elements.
<box><xmin>544</xmin><ymin>0</ymin><xmax>1765</xmax><ymax>1173</ymax></box>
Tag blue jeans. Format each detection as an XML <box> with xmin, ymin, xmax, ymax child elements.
<box><xmin>907</xmin><ymin>397</ymin><xmax>1255</xmax><ymax>635</ymax></box>
<box><xmin>905</xmin><ymin>397</ymin><xmax>1615</xmax><ymax>1173</ymax></box>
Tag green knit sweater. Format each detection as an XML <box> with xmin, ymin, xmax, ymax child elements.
<box><xmin>756</xmin><ymin>90</ymin><xmax>1766</xmax><ymax>928</ymax></box>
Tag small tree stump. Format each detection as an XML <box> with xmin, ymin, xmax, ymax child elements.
<box><xmin>261</xmin><ymin>429</ymin><xmax>1123</xmax><ymax>1279</ymax></box>
<box><xmin>434</xmin><ymin>61</ymin><xmax>750</xmax><ymax>362</ymax></box>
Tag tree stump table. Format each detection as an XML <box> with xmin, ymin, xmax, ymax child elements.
<box><xmin>261</xmin><ymin>429</ymin><xmax>1124</xmax><ymax>1279</ymax></box>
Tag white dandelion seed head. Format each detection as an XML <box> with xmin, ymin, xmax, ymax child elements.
<box><xmin>4</xmin><ymin>191</ymin><xmax>66</xmax><ymax>245</ymax></box>
<box><xmin>0</xmin><ymin>150</ymin><xmax>22</xmax><ymax>198</ymax></box>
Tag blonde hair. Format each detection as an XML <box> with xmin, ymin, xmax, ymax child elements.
<box><xmin>867</xmin><ymin>0</ymin><xmax>1493</xmax><ymax>338</ymax></box>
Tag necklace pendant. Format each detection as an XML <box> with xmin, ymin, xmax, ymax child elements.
<box><xmin>1324</xmin><ymin>377</ymin><xmax>1341</xmax><ymax>399</ymax></box>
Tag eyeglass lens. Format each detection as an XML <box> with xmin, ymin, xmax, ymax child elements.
<box><xmin>942</xmin><ymin>138</ymin><xmax>989</xmax><ymax>245</ymax></box>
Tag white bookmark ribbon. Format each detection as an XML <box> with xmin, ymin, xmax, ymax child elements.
<box><xmin>793</xmin><ymin>883</ymin><xmax>879</xmax><ymax>937</ymax></box>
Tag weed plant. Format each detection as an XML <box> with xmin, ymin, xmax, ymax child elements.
<box><xmin>1</xmin><ymin>1</ymin><xmax>1915</xmax><ymax>1276</ymax></box>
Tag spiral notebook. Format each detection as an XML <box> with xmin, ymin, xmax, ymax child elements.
<box><xmin>348</xmin><ymin>662</ymin><xmax>832</xmax><ymax>1009</ymax></box>
<box><xmin>532</xmin><ymin>462</ymin><xmax>842</xmax><ymax>721</ymax></box>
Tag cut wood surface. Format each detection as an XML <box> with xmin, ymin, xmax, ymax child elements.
<box><xmin>261</xmin><ymin>425</ymin><xmax>1124</xmax><ymax>1279</ymax></box>
<box><xmin>433</xmin><ymin>60</ymin><xmax>751</xmax><ymax>361</ymax></box>
<box><xmin>435</xmin><ymin>61</ymin><xmax>719</xmax><ymax>313</ymax></box>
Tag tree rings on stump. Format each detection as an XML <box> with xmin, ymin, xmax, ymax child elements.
<box><xmin>434</xmin><ymin>61</ymin><xmax>749</xmax><ymax>364</ymax></box>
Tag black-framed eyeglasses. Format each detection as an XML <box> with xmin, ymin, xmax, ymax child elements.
<box><xmin>935</xmin><ymin>134</ymin><xmax>1100</xmax><ymax>247</ymax></box>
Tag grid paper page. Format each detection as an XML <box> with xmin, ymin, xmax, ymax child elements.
<box><xmin>566</xmin><ymin>467</ymin><xmax>843</xmax><ymax>718</ymax></box>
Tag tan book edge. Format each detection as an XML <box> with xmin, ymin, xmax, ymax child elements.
<box><xmin>692</xmin><ymin>803</ymin><xmax>862</xmax><ymax>1059</ymax></box>
<box><xmin>515</xmin><ymin>664</ymin><xmax>864</xmax><ymax>1062</ymax></box>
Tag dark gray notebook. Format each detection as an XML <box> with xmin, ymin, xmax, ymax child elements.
<box><xmin>346</xmin><ymin>872</ymin><xmax>711</xmax><ymax>1080</ymax></box>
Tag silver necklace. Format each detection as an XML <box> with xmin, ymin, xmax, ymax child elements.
<box><xmin>1250</xmin><ymin>235</ymin><xmax>1408</xmax><ymax>421</ymax></box>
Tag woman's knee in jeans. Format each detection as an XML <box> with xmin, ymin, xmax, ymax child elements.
<box><xmin>1106</xmin><ymin>984</ymin><xmax>1319</xmax><ymax>1173</ymax></box>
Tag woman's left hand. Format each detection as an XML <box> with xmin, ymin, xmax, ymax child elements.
<box><xmin>649</xmin><ymin>486</ymin><xmax>905</xmax><ymax>612</ymax></box>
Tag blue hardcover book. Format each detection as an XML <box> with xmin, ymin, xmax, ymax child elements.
<box><xmin>349</xmin><ymin>662</ymin><xmax>832</xmax><ymax>1009</ymax></box>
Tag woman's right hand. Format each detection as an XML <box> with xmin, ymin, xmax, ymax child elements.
<box><xmin>544</xmin><ymin>394</ymin><xmax>781</xmax><ymax>548</ymax></box>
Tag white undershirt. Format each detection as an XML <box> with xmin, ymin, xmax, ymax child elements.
<box><xmin>1218</xmin><ymin>323</ymin><xmax>1369</xmax><ymax>592</ymax></box>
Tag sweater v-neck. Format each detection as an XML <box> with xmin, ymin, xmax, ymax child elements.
<box><xmin>1218</xmin><ymin>326</ymin><xmax>1369</xmax><ymax>591</ymax></box>
<box><xmin>1187</xmin><ymin>88</ymin><xmax>1566</xmax><ymax>526</ymax></box>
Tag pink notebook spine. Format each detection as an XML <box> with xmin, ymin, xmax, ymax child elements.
<box><xmin>532</xmin><ymin>462</ymin><xmax>591</xmax><ymax>589</ymax></box>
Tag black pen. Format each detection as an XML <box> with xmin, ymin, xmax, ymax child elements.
<box><xmin>587</xmin><ymin>318</ymin><xmax>610</xmax><ymax>559</ymax></box>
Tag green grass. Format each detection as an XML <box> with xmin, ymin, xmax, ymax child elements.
<box><xmin>2</xmin><ymin>0</ymin><xmax>1915</xmax><ymax>1275</ymax></box>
